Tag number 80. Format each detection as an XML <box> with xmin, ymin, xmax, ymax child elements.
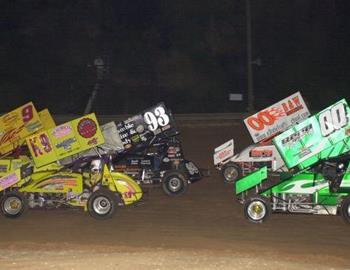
<box><xmin>319</xmin><ymin>103</ymin><xmax>347</xmax><ymax>137</ymax></box>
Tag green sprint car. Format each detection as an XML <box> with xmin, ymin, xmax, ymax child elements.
<box><xmin>235</xmin><ymin>98</ymin><xmax>350</xmax><ymax>223</ymax></box>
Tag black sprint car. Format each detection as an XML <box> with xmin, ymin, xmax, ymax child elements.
<box><xmin>112</xmin><ymin>135</ymin><xmax>204</xmax><ymax>196</ymax></box>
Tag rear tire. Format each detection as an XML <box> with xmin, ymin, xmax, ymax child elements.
<box><xmin>1</xmin><ymin>191</ymin><xmax>28</xmax><ymax>218</ymax></box>
<box><xmin>341</xmin><ymin>197</ymin><xmax>350</xmax><ymax>224</ymax></box>
<box><xmin>244</xmin><ymin>195</ymin><xmax>271</xmax><ymax>223</ymax></box>
<box><xmin>222</xmin><ymin>162</ymin><xmax>242</xmax><ymax>184</ymax></box>
<box><xmin>88</xmin><ymin>189</ymin><xmax>116</xmax><ymax>220</ymax></box>
<box><xmin>162</xmin><ymin>170</ymin><xmax>188</xmax><ymax>196</ymax></box>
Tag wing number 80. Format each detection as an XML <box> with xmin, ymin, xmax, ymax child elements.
<box><xmin>319</xmin><ymin>103</ymin><xmax>347</xmax><ymax>137</ymax></box>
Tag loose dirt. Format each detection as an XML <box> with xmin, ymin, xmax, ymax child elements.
<box><xmin>0</xmin><ymin>123</ymin><xmax>349</xmax><ymax>269</ymax></box>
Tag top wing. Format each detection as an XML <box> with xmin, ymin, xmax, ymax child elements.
<box><xmin>273</xmin><ymin>99</ymin><xmax>350</xmax><ymax>169</ymax></box>
<box><xmin>0</xmin><ymin>102</ymin><xmax>43</xmax><ymax>155</ymax></box>
<box><xmin>26</xmin><ymin>113</ymin><xmax>104</xmax><ymax>167</ymax></box>
<box><xmin>104</xmin><ymin>102</ymin><xmax>178</xmax><ymax>153</ymax></box>
<box><xmin>244</xmin><ymin>92</ymin><xmax>310</xmax><ymax>143</ymax></box>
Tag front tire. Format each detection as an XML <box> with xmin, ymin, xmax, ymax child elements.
<box><xmin>162</xmin><ymin>170</ymin><xmax>188</xmax><ymax>196</ymax></box>
<box><xmin>244</xmin><ymin>195</ymin><xmax>271</xmax><ymax>223</ymax></box>
<box><xmin>88</xmin><ymin>189</ymin><xmax>116</xmax><ymax>220</ymax></box>
<box><xmin>341</xmin><ymin>197</ymin><xmax>350</xmax><ymax>224</ymax></box>
<box><xmin>1</xmin><ymin>191</ymin><xmax>28</xmax><ymax>218</ymax></box>
<box><xmin>222</xmin><ymin>162</ymin><xmax>242</xmax><ymax>184</ymax></box>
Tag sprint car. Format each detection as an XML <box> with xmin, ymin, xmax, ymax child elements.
<box><xmin>235</xmin><ymin>99</ymin><xmax>350</xmax><ymax>224</ymax></box>
<box><xmin>82</xmin><ymin>103</ymin><xmax>206</xmax><ymax>196</ymax></box>
<box><xmin>214</xmin><ymin>92</ymin><xmax>310</xmax><ymax>183</ymax></box>
<box><xmin>0</xmin><ymin>156</ymin><xmax>142</xmax><ymax>219</ymax></box>
<box><xmin>112</xmin><ymin>135</ymin><xmax>202</xmax><ymax>196</ymax></box>
<box><xmin>0</xmin><ymin>109</ymin><xmax>142</xmax><ymax>219</ymax></box>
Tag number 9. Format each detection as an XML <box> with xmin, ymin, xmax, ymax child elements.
<box><xmin>22</xmin><ymin>104</ymin><xmax>34</xmax><ymax>123</ymax></box>
<box><xmin>144</xmin><ymin>112</ymin><xmax>158</xmax><ymax>131</ymax></box>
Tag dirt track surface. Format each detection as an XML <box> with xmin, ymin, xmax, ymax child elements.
<box><xmin>1</xmin><ymin>123</ymin><xmax>350</xmax><ymax>270</ymax></box>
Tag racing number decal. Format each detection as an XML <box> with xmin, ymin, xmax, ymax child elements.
<box><xmin>144</xmin><ymin>106</ymin><xmax>170</xmax><ymax>132</ymax></box>
<box><xmin>247</xmin><ymin>111</ymin><xmax>276</xmax><ymax>131</ymax></box>
<box><xmin>319</xmin><ymin>103</ymin><xmax>347</xmax><ymax>137</ymax></box>
<box><xmin>21</xmin><ymin>104</ymin><xmax>34</xmax><ymax>123</ymax></box>
<box><xmin>29</xmin><ymin>133</ymin><xmax>52</xmax><ymax>157</ymax></box>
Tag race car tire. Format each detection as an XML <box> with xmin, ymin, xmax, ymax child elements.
<box><xmin>340</xmin><ymin>197</ymin><xmax>350</xmax><ymax>224</ymax></box>
<box><xmin>1</xmin><ymin>191</ymin><xmax>28</xmax><ymax>218</ymax></box>
<box><xmin>162</xmin><ymin>170</ymin><xmax>188</xmax><ymax>196</ymax></box>
<box><xmin>88</xmin><ymin>188</ymin><xmax>117</xmax><ymax>220</ymax></box>
<box><xmin>222</xmin><ymin>162</ymin><xmax>242</xmax><ymax>184</ymax></box>
<box><xmin>243</xmin><ymin>195</ymin><xmax>271</xmax><ymax>223</ymax></box>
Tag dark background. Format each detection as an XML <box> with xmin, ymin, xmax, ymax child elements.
<box><xmin>1</xmin><ymin>0</ymin><xmax>349</xmax><ymax>114</ymax></box>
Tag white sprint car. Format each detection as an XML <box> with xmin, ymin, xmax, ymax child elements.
<box><xmin>213</xmin><ymin>139</ymin><xmax>287</xmax><ymax>183</ymax></box>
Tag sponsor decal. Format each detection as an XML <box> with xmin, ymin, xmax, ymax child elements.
<box><xmin>52</xmin><ymin>125</ymin><xmax>72</xmax><ymax>139</ymax></box>
<box><xmin>216</xmin><ymin>148</ymin><xmax>234</xmax><ymax>161</ymax></box>
<box><xmin>78</xmin><ymin>118</ymin><xmax>97</xmax><ymax>138</ymax></box>
<box><xmin>56</xmin><ymin>138</ymin><xmax>77</xmax><ymax>150</ymax></box>
<box><xmin>87</xmin><ymin>137</ymin><xmax>98</xmax><ymax>146</ymax></box>
<box><xmin>29</xmin><ymin>133</ymin><xmax>53</xmax><ymax>157</ymax></box>
<box><xmin>0</xmin><ymin>165</ymin><xmax>9</xmax><ymax>173</ymax></box>
<box><xmin>244</xmin><ymin>92</ymin><xmax>310</xmax><ymax>143</ymax></box>
<box><xmin>214</xmin><ymin>139</ymin><xmax>234</xmax><ymax>165</ymax></box>
<box><xmin>298</xmin><ymin>147</ymin><xmax>312</xmax><ymax>158</ymax></box>
<box><xmin>281</xmin><ymin>123</ymin><xmax>313</xmax><ymax>148</ymax></box>
<box><xmin>0</xmin><ymin>125</ymin><xmax>25</xmax><ymax>146</ymax></box>
<box><xmin>3</xmin><ymin>114</ymin><xmax>18</xmax><ymax>125</ymax></box>
<box><xmin>281</xmin><ymin>95</ymin><xmax>304</xmax><ymax>116</ymax></box>
<box><xmin>0</xmin><ymin>172</ymin><xmax>19</xmax><ymax>190</ymax></box>
<box><xmin>250</xmin><ymin>149</ymin><xmax>273</xmax><ymax>158</ymax></box>
<box><xmin>117</xmin><ymin>180</ymin><xmax>137</xmax><ymax>199</ymax></box>
<box><xmin>26</xmin><ymin>121</ymin><xmax>42</xmax><ymax>133</ymax></box>
<box><xmin>35</xmin><ymin>177</ymin><xmax>78</xmax><ymax>190</ymax></box>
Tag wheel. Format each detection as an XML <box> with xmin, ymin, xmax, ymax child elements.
<box><xmin>1</xmin><ymin>191</ymin><xmax>28</xmax><ymax>218</ymax></box>
<box><xmin>222</xmin><ymin>162</ymin><xmax>242</xmax><ymax>184</ymax></box>
<box><xmin>340</xmin><ymin>197</ymin><xmax>350</xmax><ymax>224</ymax></box>
<box><xmin>88</xmin><ymin>189</ymin><xmax>117</xmax><ymax>220</ymax></box>
<box><xmin>162</xmin><ymin>170</ymin><xmax>188</xmax><ymax>196</ymax></box>
<box><xmin>243</xmin><ymin>195</ymin><xmax>271</xmax><ymax>223</ymax></box>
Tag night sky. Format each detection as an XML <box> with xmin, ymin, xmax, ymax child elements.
<box><xmin>1</xmin><ymin>0</ymin><xmax>350</xmax><ymax>114</ymax></box>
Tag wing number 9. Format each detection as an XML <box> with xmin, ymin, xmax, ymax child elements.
<box><xmin>22</xmin><ymin>104</ymin><xmax>34</xmax><ymax>123</ymax></box>
<box><xmin>144</xmin><ymin>106</ymin><xmax>170</xmax><ymax>132</ymax></box>
<box><xmin>319</xmin><ymin>103</ymin><xmax>347</xmax><ymax>137</ymax></box>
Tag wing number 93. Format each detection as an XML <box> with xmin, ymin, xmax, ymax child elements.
<box><xmin>144</xmin><ymin>106</ymin><xmax>170</xmax><ymax>132</ymax></box>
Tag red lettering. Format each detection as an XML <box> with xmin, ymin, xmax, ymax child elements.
<box><xmin>247</xmin><ymin>117</ymin><xmax>264</xmax><ymax>131</ymax></box>
<box><xmin>247</xmin><ymin>111</ymin><xmax>276</xmax><ymax>131</ymax></box>
<box><xmin>0</xmin><ymin>125</ymin><xmax>25</xmax><ymax>146</ymax></box>
<box><xmin>282</xmin><ymin>97</ymin><xmax>302</xmax><ymax>115</ymax></box>
<box><xmin>282</xmin><ymin>103</ymin><xmax>289</xmax><ymax>113</ymax></box>
<box><xmin>257</xmin><ymin>111</ymin><xmax>276</xmax><ymax>125</ymax></box>
<box><xmin>288</xmin><ymin>100</ymin><xmax>294</xmax><ymax>111</ymax></box>
<box><xmin>292</xmin><ymin>96</ymin><xmax>301</xmax><ymax>107</ymax></box>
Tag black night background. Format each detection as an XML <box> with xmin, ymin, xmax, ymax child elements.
<box><xmin>1</xmin><ymin>0</ymin><xmax>350</xmax><ymax>114</ymax></box>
